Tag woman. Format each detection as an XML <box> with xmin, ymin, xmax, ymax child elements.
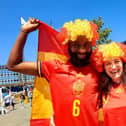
<box><xmin>90</xmin><ymin>42</ymin><xmax>126</xmax><ymax>126</ymax></box>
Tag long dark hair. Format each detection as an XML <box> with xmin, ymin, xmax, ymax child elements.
<box><xmin>97</xmin><ymin>63</ymin><xmax>126</xmax><ymax>108</ymax></box>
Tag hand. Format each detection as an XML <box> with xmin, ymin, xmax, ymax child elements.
<box><xmin>21</xmin><ymin>17</ymin><xmax>40</xmax><ymax>33</ymax></box>
<box><xmin>50</xmin><ymin>114</ymin><xmax>55</xmax><ymax>126</ymax></box>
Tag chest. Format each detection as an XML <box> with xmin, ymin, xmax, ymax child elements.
<box><xmin>103</xmin><ymin>86</ymin><xmax>126</xmax><ymax>109</ymax></box>
<box><xmin>49</xmin><ymin>65</ymin><xmax>98</xmax><ymax>97</ymax></box>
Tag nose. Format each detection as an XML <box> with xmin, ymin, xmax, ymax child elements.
<box><xmin>111</xmin><ymin>63</ymin><xmax>116</xmax><ymax>69</ymax></box>
<box><xmin>78</xmin><ymin>47</ymin><xmax>87</xmax><ymax>53</ymax></box>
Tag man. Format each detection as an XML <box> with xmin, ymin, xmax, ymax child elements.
<box><xmin>10</xmin><ymin>93</ymin><xmax>15</xmax><ymax>110</ymax></box>
<box><xmin>7</xmin><ymin>18</ymin><xmax>99</xmax><ymax>126</ymax></box>
<box><xmin>4</xmin><ymin>93</ymin><xmax>11</xmax><ymax>110</ymax></box>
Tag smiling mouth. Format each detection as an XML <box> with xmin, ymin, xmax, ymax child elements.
<box><xmin>110</xmin><ymin>69</ymin><xmax>120</xmax><ymax>74</ymax></box>
<box><xmin>78</xmin><ymin>53</ymin><xmax>86</xmax><ymax>56</ymax></box>
<box><xmin>77</xmin><ymin>54</ymin><xmax>86</xmax><ymax>58</ymax></box>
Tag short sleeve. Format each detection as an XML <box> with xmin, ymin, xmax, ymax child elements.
<box><xmin>37</xmin><ymin>60</ymin><xmax>58</xmax><ymax>81</ymax></box>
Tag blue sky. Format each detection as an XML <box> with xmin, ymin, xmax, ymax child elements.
<box><xmin>0</xmin><ymin>0</ymin><xmax>126</xmax><ymax>65</ymax></box>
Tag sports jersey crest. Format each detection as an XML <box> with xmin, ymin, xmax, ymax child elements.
<box><xmin>73</xmin><ymin>79</ymin><xmax>85</xmax><ymax>96</ymax></box>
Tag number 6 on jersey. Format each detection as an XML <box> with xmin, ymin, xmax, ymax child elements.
<box><xmin>72</xmin><ymin>99</ymin><xmax>80</xmax><ymax>117</ymax></box>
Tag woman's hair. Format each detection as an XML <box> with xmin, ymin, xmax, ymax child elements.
<box><xmin>97</xmin><ymin>63</ymin><xmax>126</xmax><ymax>108</ymax></box>
<box><xmin>90</xmin><ymin>42</ymin><xmax>126</xmax><ymax>108</ymax></box>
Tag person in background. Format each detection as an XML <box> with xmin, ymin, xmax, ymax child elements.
<box><xmin>91</xmin><ymin>42</ymin><xmax>126</xmax><ymax>126</ymax></box>
<box><xmin>7</xmin><ymin>17</ymin><xmax>99</xmax><ymax>126</ymax></box>
<box><xmin>10</xmin><ymin>93</ymin><xmax>15</xmax><ymax>110</ymax></box>
<box><xmin>4</xmin><ymin>92</ymin><xmax>11</xmax><ymax>110</ymax></box>
<box><xmin>28</xmin><ymin>90</ymin><xmax>32</xmax><ymax>103</ymax></box>
<box><xmin>20</xmin><ymin>93</ymin><xmax>25</xmax><ymax>108</ymax></box>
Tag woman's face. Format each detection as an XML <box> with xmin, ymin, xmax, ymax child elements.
<box><xmin>104</xmin><ymin>57</ymin><xmax>123</xmax><ymax>82</ymax></box>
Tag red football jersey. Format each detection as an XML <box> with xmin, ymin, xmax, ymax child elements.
<box><xmin>38</xmin><ymin>60</ymin><xmax>99</xmax><ymax>126</ymax></box>
<box><xmin>103</xmin><ymin>84</ymin><xmax>126</xmax><ymax>126</ymax></box>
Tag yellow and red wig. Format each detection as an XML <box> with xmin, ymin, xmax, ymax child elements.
<box><xmin>57</xmin><ymin>19</ymin><xmax>99</xmax><ymax>46</ymax></box>
<box><xmin>90</xmin><ymin>42</ymin><xmax>126</xmax><ymax>72</ymax></box>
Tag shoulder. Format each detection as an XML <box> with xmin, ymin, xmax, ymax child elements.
<box><xmin>86</xmin><ymin>64</ymin><xmax>99</xmax><ymax>74</ymax></box>
<box><xmin>39</xmin><ymin>59</ymin><xmax>65</xmax><ymax>68</ymax></box>
<box><xmin>85</xmin><ymin>64</ymin><xmax>100</xmax><ymax>81</ymax></box>
<box><xmin>37</xmin><ymin>59</ymin><xmax>65</xmax><ymax>77</ymax></box>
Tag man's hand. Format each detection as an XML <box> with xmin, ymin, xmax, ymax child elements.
<box><xmin>21</xmin><ymin>17</ymin><xmax>40</xmax><ymax>33</ymax></box>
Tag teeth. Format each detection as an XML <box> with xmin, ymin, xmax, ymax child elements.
<box><xmin>111</xmin><ymin>70</ymin><xmax>119</xmax><ymax>74</ymax></box>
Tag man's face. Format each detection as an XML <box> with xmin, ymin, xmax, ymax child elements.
<box><xmin>69</xmin><ymin>37</ymin><xmax>92</xmax><ymax>60</ymax></box>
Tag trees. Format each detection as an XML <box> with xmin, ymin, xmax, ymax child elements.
<box><xmin>92</xmin><ymin>16</ymin><xmax>112</xmax><ymax>45</ymax></box>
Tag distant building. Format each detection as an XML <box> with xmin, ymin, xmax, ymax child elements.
<box><xmin>0</xmin><ymin>65</ymin><xmax>34</xmax><ymax>87</ymax></box>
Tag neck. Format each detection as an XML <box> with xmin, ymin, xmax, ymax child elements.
<box><xmin>112</xmin><ymin>78</ymin><xmax>123</xmax><ymax>84</ymax></box>
<box><xmin>69</xmin><ymin>58</ymin><xmax>89</xmax><ymax>67</ymax></box>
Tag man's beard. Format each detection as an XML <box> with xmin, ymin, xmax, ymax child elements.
<box><xmin>68</xmin><ymin>48</ymin><xmax>92</xmax><ymax>67</ymax></box>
